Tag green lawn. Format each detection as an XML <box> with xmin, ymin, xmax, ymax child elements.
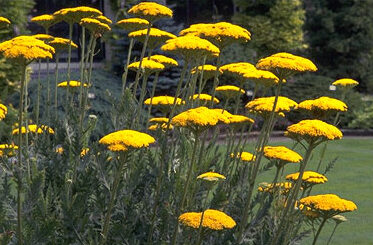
<box><xmin>244</xmin><ymin>137</ymin><xmax>373</xmax><ymax>245</ymax></box>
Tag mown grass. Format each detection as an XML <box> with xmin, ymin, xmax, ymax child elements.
<box><xmin>243</xmin><ymin>137</ymin><xmax>373</xmax><ymax>245</ymax></box>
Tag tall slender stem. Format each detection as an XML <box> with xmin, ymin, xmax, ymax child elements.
<box><xmin>36</xmin><ymin>59</ymin><xmax>41</xmax><ymax>125</ymax></box>
<box><xmin>145</xmin><ymin>72</ymin><xmax>160</xmax><ymax>129</ymax></box>
<box><xmin>326</xmin><ymin>223</ymin><xmax>339</xmax><ymax>245</ymax></box>
<box><xmin>208</xmin><ymin>55</ymin><xmax>221</xmax><ymax>108</ymax></box>
<box><xmin>196</xmin><ymin>187</ymin><xmax>211</xmax><ymax>245</ymax></box>
<box><xmin>54</xmin><ymin>54</ymin><xmax>59</xmax><ymax>120</ymax></box>
<box><xmin>122</xmin><ymin>38</ymin><xmax>134</xmax><ymax>94</ymax></box>
<box><xmin>312</xmin><ymin>218</ymin><xmax>328</xmax><ymax>245</ymax></box>
<box><xmin>46</xmin><ymin>57</ymin><xmax>51</xmax><ymax>122</ymax></box>
<box><xmin>65</xmin><ymin>22</ymin><xmax>73</xmax><ymax>111</ymax></box>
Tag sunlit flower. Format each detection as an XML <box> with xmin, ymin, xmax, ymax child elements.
<box><xmin>180</xmin><ymin>22</ymin><xmax>251</xmax><ymax>48</ymax></box>
<box><xmin>80</xmin><ymin>17</ymin><xmax>111</xmax><ymax>34</ymax></box>
<box><xmin>128</xmin><ymin>59</ymin><xmax>165</xmax><ymax>74</ymax></box>
<box><xmin>215</xmin><ymin>85</ymin><xmax>245</xmax><ymax>99</ymax></box>
<box><xmin>285</xmin><ymin>119</ymin><xmax>343</xmax><ymax>144</ymax></box>
<box><xmin>161</xmin><ymin>36</ymin><xmax>220</xmax><ymax>61</ymax></box>
<box><xmin>263</xmin><ymin>146</ymin><xmax>303</xmax><ymax>164</ymax></box>
<box><xmin>94</xmin><ymin>15</ymin><xmax>112</xmax><ymax>25</ymax></box>
<box><xmin>0</xmin><ymin>144</ymin><xmax>18</xmax><ymax>157</ymax></box>
<box><xmin>190</xmin><ymin>94</ymin><xmax>220</xmax><ymax>104</ymax></box>
<box><xmin>57</xmin><ymin>81</ymin><xmax>88</xmax><ymax>88</ymax></box>
<box><xmin>286</xmin><ymin>171</ymin><xmax>328</xmax><ymax>187</ymax></box>
<box><xmin>191</xmin><ymin>64</ymin><xmax>221</xmax><ymax>80</ymax></box>
<box><xmin>256</xmin><ymin>52</ymin><xmax>317</xmax><ymax>78</ymax></box>
<box><xmin>148</xmin><ymin>55</ymin><xmax>178</xmax><ymax>68</ymax></box>
<box><xmin>144</xmin><ymin>96</ymin><xmax>185</xmax><ymax>106</ymax></box>
<box><xmin>227</xmin><ymin>115</ymin><xmax>254</xmax><ymax>125</ymax></box>
<box><xmin>0</xmin><ymin>103</ymin><xmax>7</xmax><ymax>120</ymax></box>
<box><xmin>179</xmin><ymin>209</ymin><xmax>236</xmax><ymax>230</ymax></box>
<box><xmin>258</xmin><ymin>182</ymin><xmax>293</xmax><ymax>194</ymax></box>
<box><xmin>245</xmin><ymin>96</ymin><xmax>298</xmax><ymax>117</ymax></box>
<box><xmin>332</xmin><ymin>78</ymin><xmax>359</xmax><ymax>89</ymax></box>
<box><xmin>31</xmin><ymin>14</ymin><xmax>58</xmax><ymax>29</ymax></box>
<box><xmin>197</xmin><ymin>172</ymin><xmax>226</xmax><ymax>181</ymax></box>
<box><xmin>99</xmin><ymin>129</ymin><xmax>155</xmax><ymax>151</ymax></box>
<box><xmin>128</xmin><ymin>2</ymin><xmax>173</xmax><ymax>22</ymax></box>
<box><xmin>0</xmin><ymin>17</ymin><xmax>11</xmax><ymax>29</ymax></box>
<box><xmin>129</xmin><ymin>28</ymin><xmax>176</xmax><ymax>48</ymax></box>
<box><xmin>12</xmin><ymin>124</ymin><xmax>55</xmax><ymax>135</ymax></box>
<box><xmin>148</xmin><ymin>117</ymin><xmax>173</xmax><ymax>131</ymax></box>
<box><xmin>231</xmin><ymin>152</ymin><xmax>255</xmax><ymax>162</ymax></box>
<box><xmin>49</xmin><ymin>37</ymin><xmax>78</xmax><ymax>51</ymax></box>
<box><xmin>116</xmin><ymin>18</ymin><xmax>150</xmax><ymax>32</ymax></box>
<box><xmin>298</xmin><ymin>96</ymin><xmax>347</xmax><ymax>119</ymax></box>
<box><xmin>32</xmin><ymin>34</ymin><xmax>55</xmax><ymax>42</ymax></box>
<box><xmin>0</xmin><ymin>36</ymin><xmax>55</xmax><ymax>63</ymax></box>
<box><xmin>53</xmin><ymin>6</ymin><xmax>102</xmax><ymax>23</ymax></box>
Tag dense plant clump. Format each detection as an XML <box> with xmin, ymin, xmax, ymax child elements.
<box><xmin>0</xmin><ymin>1</ymin><xmax>360</xmax><ymax>245</ymax></box>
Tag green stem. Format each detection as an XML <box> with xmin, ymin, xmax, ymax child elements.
<box><xmin>145</xmin><ymin>71</ymin><xmax>160</xmax><ymax>129</ymax></box>
<box><xmin>100</xmin><ymin>153</ymin><xmax>128</xmax><ymax>244</ymax></box>
<box><xmin>46</xmin><ymin>57</ymin><xmax>51</xmax><ymax>122</ymax></box>
<box><xmin>54</xmin><ymin>54</ymin><xmax>59</xmax><ymax>120</ymax></box>
<box><xmin>312</xmin><ymin>218</ymin><xmax>328</xmax><ymax>245</ymax></box>
<box><xmin>171</xmin><ymin>132</ymin><xmax>200</xmax><ymax>245</ymax></box>
<box><xmin>208</xmin><ymin>55</ymin><xmax>221</xmax><ymax>108</ymax></box>
<box><xmin>16</xmin><ymin>64</ymin><xmax>27</xmax><ymax>245</ymax></box>
<box><xmin>36</xmin><ymin>59</ymin><xmax>41</xmax><ymax>125</ymax></box>
<box><xmin>196</xmin><ymin>188</ymin><xmax>211</xmax><ymax>245</ymax></box>
<box><xmin>65</xmin><ymin>22</ymin><xmax>73</xmax><ymax>111</ymax></box>
<box><xmin>326</xmin><ymin>223</ymin><xmax>339</xmax><ymax>245</ymax></box>
<box><xmin>79</xmin><ymin>26</ymin><xmax>86</xmax><ymax>111</ymax></box>
<box><xmin>134</xmin><ymin>73</ymin><xmax>150</xmax><ymax>128</ymax></box>
<box><xmin>122</xmin><ymin>38</ymin><xmax>134</xmax><ymax>94</ymax></box>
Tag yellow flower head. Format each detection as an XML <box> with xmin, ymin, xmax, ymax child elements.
<box><xmin>0</xmin><ymin>104</ymin><xmax>8</xmax><ymax>120</ymax></box>
<box><xmin>300</xmin><ymin>194</ymin><xmax>357</xmax><ymax>216</ymax></box>
<box><xmin>285</xmin><ymin>119</ymin><xmax>343</xmax><ymax>144</ymax></box>
<box><xmin>32</xmin><ymin>34</ymin><xmax>55</xmax><ymax>42</ymax></box>
<box><xmin>263</xmin><ymin>146</ymin><xmax>303</xmax><ymax>164</ymax></box>
<box><xmin>128</xmin><ymin>59</ymin><xmax>165</xmax><ymax>74</ymax></box>
<box><xmin>332</xmin><ymin>214</ymin><xmax>348</xmax><ymax>224</ymax></box>
<box><xmin>179</xmin><ymin>209</ymin><xmax>236</xmax><ymax>230</ymax></box>
<box><xmin>53</xmin><ymin>6</ymin><xmax>102</xmax><ymax>23</ymax></box>
<box><xmin>216</xmin><ymin>85</ymin><xmax>245</xmax><ymax>98</ymax></box>
<box><xmin>80</xmin><ymin>148</ymin><xmax>89</xmax><ymax>157</ymax></box>
<box><xmin>298</xmin><ymin>96</ymin><xmax>348</xmax><ymax>118</ymax></box>
<box><xmin>149</xmin><ymin>117</ymin><xmax>169</xmax><ymax>124</ymax></box>
<box><xmin>144</xmin><ymin>96</ymin><xmax>185</xmax><ymax>106</ymax></box>
<box><xmin>48</xmin><ymin>38</ymin><xmax>78</xmax><ymax>51</ymax></box>
<box><xmin>0</xmin><ymin>36</ymin><xmax>55</xmax><ymax>63</ymax></box>
<box><xmin>332</xmin><ymin>78</ymin><xmax>359</xmax><ymax>89</ymax></box>
<box><xmin>12</xmin><ymin>124</ymin><xmax>55</xmax><ymax>135</ymax></box>
<box><xmin>171</xmin><ymin>106</ymin><xmax>229</xmax><ymax>132</ymax></box>
<box><xmin>94</xmin><ymin>15</ymin><xmax>112</xmax><ymax>25</ymax></box>
<box><xmin>148</xmin><ymin>123</ymin><xmax>173</xmax><ymax>131</ymax></box>
<box><xmin>286</xmin><ymin>171</ymin><xmax>328</xmax><ymax>185</ymax></box>
<box><xmin>190</xmin><ymin>94</ymin><xmax>219</xmax><ymax>104</ymax></box>
<box><xmin>31</xmin><ymin>14</ymin><xmax>57</xmax><ymax>29</ymax></box>
<box><xmin>220</xmin><ymin>62</ymin><xmax>256</xmax><ymax>78</ymax></box>
<box><xmin>116</xmin><ymin>18</ymin><xmax>150</xmax><ymax>32</ymax></box>
<box><xmin>256</xmin><ymin>52</ymin><xmax>317</xmax><ymax>78</ymax></box>
<box><xmin>258</xmin><ymin>182</ymin><xmax>293</xmax><ymax>194</ymax></box>
<box><xmin>0</xmin><ymin>144</ymin><xmax>18</xmax><ymax>157</ymax></box>
<box><xmin>148</xmin><ymin>55</ymin><xmax>178</xmax><ymax>68</ymax></box>
<box><xmin>57</xmin><ymin>81</ymin><xmax>88</xmax><ymax>88</ymax></box>
<box><xmin>231</xmin><ymin>151</ymin><xmax>256</xmax><ymax>162</ymax></box>
<box><xmin>0</xmin><ymin>17</ymin><xmax>11</xmax><ymax>29</ymax></box>
<box><xmin>227</xmin><ymin>115</ymin><xmax>254</xmax><ymax>125</ymax></box>
<box><xmin>80</xmin><ymin>18</ymin><xmax>111</xmax><ymax>34</ymax></box>
<box><xmin>180</xmin><ymin>22</ymin><xmax>251</xmax><ymax>48</ymax></box>
<box><xmin>128</xmin><ymin>2</ymin><xmax>173</xmax><ymax>22</ymax></box>
<box><xmin>245</xmin><ymin>96</ymin><xmax>298</xmax><ymax>117</ymax></box>
<box><xmin>99</xmin><ymin>129</ymin><xmax>155</xmax><ymax>151</ymax></box>
<box><xmin>191</xmin><ymin>64</ymin><xmax>221</xmax><ymax>80</ymax></box>
<box><xmin>197</xmin><ymin>172</ymin><xmax>226</xmax><ymax>181</ymax></box>
<box><xmin>129</xmin><ymin>28</ymin><xmax>176</xmax><ymax>48</ymax></box>
<box><xmin>161</xmin><ymin>36</ymin><xmax>220</xmax><ymax>61</ymax></box>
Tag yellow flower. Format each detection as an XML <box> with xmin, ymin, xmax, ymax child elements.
<box><xmin>148</xmin><ymin>123</ymin><xmax>173</xmax><ymax>131</ymax></box>
<box><xmin>190</xmin><ymin>94</ymin><xmax>220</xmax><ymax>104</ymax></box>
<box><xmin>80</xmin><ymin>148</ymin><xmax>89</xmax><ymax>157</ymax></box>
<box><xmin>197</xmin><ymin>172</ymin><xmax>226</xmax><ymax>181</ymax></box>
<box><xmin>0</xmin><ymin>36</ymin><xmax>55</xmax><ymax>63</ymax></box>
<box><xmin>216</xmin><ymin>85</ymin><xmax>245</xmax><ymax>98</ymax></box>
<box><xmin>32</xmin><ymin>34</ymin><xmax>55</xmax><ymax>42</ymax></box>
<box><xmin>256</xmin><ymin>52</ymin><xmax>317</xmax><ymax>78</ymax></box>
<box><xmin>128</xmin><ymin>2</ymin><xmax>173</xmax><ymax>22</ymax></box>
<box><xmin>0</xmin><ymin>103</ymin><xmax>7</xmax><ymax>120</ymax></box>
<box><xmin>171</xmin><ymin>106</ymin><xmax>229</xmax><ymax>132</ymax></box>
<box><xmin>116</xmin><ymin>18</ymin><xmax>150</xmax><ymax>32</ymax></box>
<box><xmin>49</xmin><ymin>38</ymin><xmax>78</xmax><ymax>51</ymax></box>
<box><xmin>0</xmin><ymin>16</ymin><xmax>11</xmax><ymax>29</ymax></box>
<box><xmin>149</xmin><ymin>117</ymin><xmax>169</xmax><ymax>124</ymax></box>
<box><xmin>128</xmin><ymin>59</ymin><xmax>165</xmax><ymax>74</ymax></box>
<box><xmin>129</xmin><ymin>28</ymin><xmax>176</xmax><ymax>48</ymax></box>
<box><xmin>148</xmin><ymin>55</ymin><xmax>178</xmax><ymax>68</ymax></box>
<box><xmin>180</xmin><ymin>22</ymin><xmax>251</xmax><ymax>48</ymax></box>
<box><xmin>263</xmin><ymin>146</ymin><xmax>303</xmax><ymax>164</ymax></box>
<box><xmin>53</xmin><ymin>6</ymin><xmax>102</xmax><ymax>23</ymax></box>
<box><xmin>286</xmin><ymin>171</ymin><xmax>328</xmax><ymax>186</ymax></box>
<box><xmin>161</xmin><ymin>36</ymin><xmax>220</xmax><ymax>61</ymax></box>
<box><xmin>179</xmin><ymin>209</ymin><xmax>236</xmax><ymax>230</ymax></box>
<box><xmin>94</xmin><ymin>15</ymin><xmax>112</xmax><ymax>25</ymax></box>
<box><xmin>12</xmin><ymin>124</ymin><xmax>55</xmax><ymax>135</ymax></box>
<box><xmin>55</xmin><ymin>146</ymin><xmax>64</xmax><ymax>154</ymax></box>
<box><xmin>332</xmin><ymin>78</ymin><xmax>359</xmax><ymax>89</ymax></box>
<box><xmin>57</xmin><ymin>81</ymin><xmax>88</xmax><ymax>88</ymax></box>
<box><xmin>258</xmin><ymin>182</ymin><xmax>293</xmax><ymax>194</ymax></box>
<box><xmin>31</xmin><ymin>14</ymin><xmax>57</xmax><ymax>29</ymax></box>
<box><xmin>144</xmin><ymin>96</ymin><xmax>185</xmax><ymax>106</ymax></box>
<box><xmin>99</xmin><ymin>129</ymin><xmax>155</xmax><ymax>152</ymax></box>
<box><xmin>227</xmin><ymin>115</ymin><xmax>254</xmax><ymax>125</ymax></box>
<box><xmin>191</xmin><ymin>64</ymin><xmax>221</xmax><ymax>80</ymax></box>
<box><xmin>0</xmin><ymin>144</ymin><xmax>18</xmax><ymax>157</ymax></box>
<box><xmin>220</xmin><ymin>62</ymin><xmax>279</xmax><ymax>86</ymax></box>
<box><xmin>80</xmin><ymin>18</ymin><xmax>111</xmax><ymax>34</ymax></box>
<box><xmin>298</xmin><ymin>96</ymin><xmax>347</xmax><ymax>118</ymax></box>
<box><xmin>231</xmin><ymin>152</ymin><xmax>256</xmax><ymax>162</ymax></box>
<box><xmin>285</xmin><ymin>119</ymin><xmax>343</xmax><ymax>143</ymax></box>
<box><xmin>245</xmin><ymin>96</ymin><xmax>298</xmax><ymax>116</ymax></box>
<box><xmin>300</xmin><ymin>194</ymin><xmax>357</xmax><ymax>216</ymax></box>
